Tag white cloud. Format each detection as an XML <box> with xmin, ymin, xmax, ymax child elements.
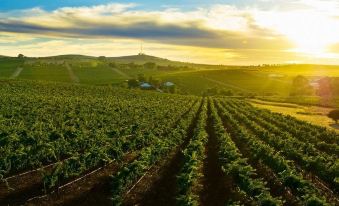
<box><xmin>0</xmin><ymin>1</ymin><xmax>339</xmax><ymax>64</ymax></box>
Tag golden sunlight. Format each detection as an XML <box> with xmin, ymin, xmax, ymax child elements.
<box><xmin>254</xmin><ymin>9</ymin><xmax>339</xmax><ymax>58</ymax></box>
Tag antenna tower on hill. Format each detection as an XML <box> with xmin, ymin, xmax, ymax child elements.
<box><xmin>139</xmin><ymin>42</ymin><xmax>145</xmax><ymax>55</ymax></box>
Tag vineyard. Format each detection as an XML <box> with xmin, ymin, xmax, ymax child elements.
<box><xmin>0</xmin><ymin>80</ymin><xmax>338</xmax><ymax>206</ymax></box>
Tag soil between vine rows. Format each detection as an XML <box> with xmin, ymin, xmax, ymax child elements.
<box><xmin>122</xmin><ymin>100</ymin><xmax>203</xmax><ymax>206</ymax></box>
<box><xmin>200</xmin><ymin>101</ymin><xmax>233</xmax><ymax>206</ymax></box>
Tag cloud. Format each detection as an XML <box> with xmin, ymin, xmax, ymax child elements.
<box><xmin>1</xmin><ymin>1</ymin><xmax>339</xmax><ymax>65</ymax></box>
<box><xmin>0</xmin><ymin>37</ymin><xmax>298</xmax><ymax>65</ymax></box>
<box><xmin>0</xmin><ymin>3</ymin><xmax>294</xmax><ymax>51</ymax></box>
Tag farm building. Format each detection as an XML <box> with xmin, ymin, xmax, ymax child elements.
<box><xmin>140</xmin><ymin>82</ymin><xmax>152</xmax><ymax>89</ymax></box>
<box><xmin>163</xmin><ymin>81</ymin><xmax>175</xmax><ymax>87</ymax></box>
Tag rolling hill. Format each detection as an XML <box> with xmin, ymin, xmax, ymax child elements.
<box><xmin>29</xmin><ymin>54</ymin><xmax>192</xmax><ymax>67</ymax></box>
<box><xmin>2</xmin><ymin>54</ymin><xmax>339</xmax><ymax>97</ymax></box>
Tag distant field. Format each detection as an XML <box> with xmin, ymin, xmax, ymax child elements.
<box><xmin>18</xmin><ymin>63</ymin><xmax>71</xmax><ymax>82</ymax></box>
<box><xmin>2</xmin><ymin>56</ymin><xmax>339</xmax><ymax>97</ymax></box>
<box><xmin>258</xmin><ymin>64</ymin><xmax>339</xmax><ymax>77</ymax></box>
<box><xmin>161</xmin><ymin>69</ymin><xmax>292</xmax><ymax>95</ymax></box>
<box><xmin>256</xmin><ymin>95</ymin><xmax>339</xmax><ymax>108</ymax></box>
<box><xmin>0</xmin><ymin>58</ymin><xmax>24</xmax><ymax>78</ymax></box>
<box><xmin>250</xmin><ymin>99</ymin><xmax>338</xmax><ymax>130</ymax></box>
<box><xmin>70</xmin><ymin>62</ymin><xmax>125</xmax><ymax>84</ymax></box>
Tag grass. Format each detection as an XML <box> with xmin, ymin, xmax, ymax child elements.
<box><xmin>3</xmin><ymin>57</ymin><xmax>339</xmax><ymax>98</ymax></box>
<box><xmin>18</xmin><ymin>63</ymin><xmax>71</xmax><ymax>82</ymax></box>
<box><xmin>0</xmin><ymin>58</ymin><xmax>24</xmax><ymax>78</ymax></box>
<box><xmin>256</xmin><ymin>95</ymin><xmax>339</xmax><ymax>108</ymax></box>
<box><xmin>251</xmin><ymin>99</ymin><xmax>337</xmax><ymax>131</ymax></box>
<box><xmin>71</xmin><ymin>62</ymin><xmax>125</xmax><ymax>84</ymax></box>
<box><xmin>249</xmin><ymin>99</ymin><xmax>303</xmax><ymax>108</ymax></box>
<box><xmin>257</xmin><ymin>64</ymin><xmax>339</xmax><ymax>77</ymax></box>
<box><xmin>160</xmin><ymin>69</ymin><xmax>292</xmax><ymax>95</ymax></box>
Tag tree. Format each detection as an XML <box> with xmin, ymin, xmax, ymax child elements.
<box><xmin>18</xmin><ymin>54</ymin><xmax>25</xmax><ymax>58</ymax></box>
<box><xmin>98</xmin><ymin>56</ymin><xmax>106</xmax><ymax>61</ymax></box>
<box><xmin>149</xmin><ymin>76</ymin><xmax>161</xmax><ymax>88</ymax></box>
<box><xmin>328</xmin><ymin>109</ymin><xmax>339</xmax><ymax>123</ymax></box>
<box><xmin>168</xmin><ymin>85</ymin><xmax>177</xmax><ymax>93</ymax></box>
<box><xmin>137</xmin><ymin>74</ymin><xmax>146</xmax><ymax>82</ymax></box>
<box><xmin>330</xmin><ymin>77</ymin><xmax>339</xmax><ymax>96</ymax></box>
<box><xmin>290</xmin><ymin>75</ymin><xmax>314</xmax><ymax>96</ymax></box>
<box><xmin>317</xmin><ymin>77</ymin><xmax>332</xmax><ymax>96</ymax></box>
<box><xmin>220</xmin><ymin>89</ymin><xmax>234</xmax><ymax>96</ymax></box>
<box><xmin>143</xmin><ymin>62</ymin><xmax>157</xmax><ymax>70</ymax></box>
<box><xmin>109</xmin><ymin>62</ymin><xmax>117</xmax><ymax>67</ymax></box>
<box><xmin>127</xmin><ymin>79</ymin><xmax>139</xmax><ymax>88</ymax></box>
<box><xmin>203</xmin><ymin>87</ymin><xmax>219</xmax><ymax>96</ymax></box>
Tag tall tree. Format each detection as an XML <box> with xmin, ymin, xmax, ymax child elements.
<box><xmin>290</xmin><ymin>75</ymin><xmax>314</xmax><ymax>96</ymax></box>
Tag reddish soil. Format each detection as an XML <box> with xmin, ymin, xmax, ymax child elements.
<box><xmin>0</xmin><ymin>164</ymin><xmax>55</xmax><ymax>205</ymax></box>
<box><xmin>123</xmin><ymin>149</ymin><xmax>180</xmax><ymax>206</ymax></box>
<box><xmin>26</xmin><ymin>153</ymin><xmax>137</xmax><ymax>206</ymax></box>
<box><xmin>200</xmin><ymin>102</ymin><xmax>235</xmax><ymax>206</ymax></box>
<box><xmin>0</xmin><ymin>153</ymin><xmax>136</xmax><ymax>206</ymax></box>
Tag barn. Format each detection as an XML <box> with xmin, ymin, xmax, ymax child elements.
<box><xmin>140</xmin><ymin>82</ymin><xmax>152</xmax><ymax>89</ymax></box>
<box><xmin>163</xmin><ymin>81</ymin><xmax>175</xmax><ymax>87</ymax></box>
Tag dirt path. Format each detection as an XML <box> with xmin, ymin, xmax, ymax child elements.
<box><xmin>0</xmin><ymin>153</ymin><xmax>136</xmax><ymax>206</ymax></box>
<box><xmin>123</xmin><ymin>149</ymin><xmax>180</xmax><ymax>206</ymax></box>
<box><xmin>110</xmin><ymin>67</ymin><xmax>131</xmax><ymax>79</ymax></box>
<box><xmin>26</xmin><ymin>153</ymin><xmax>136</xmax><ymax>206</ymax></box>
<box><xmin>65</xmin><ymin>63</ymin><xmax>80</xmax><ymax>83</ymax></box>
<box><xmin>10</xmin><ymin>67</ymin><xmax>23</xmax><ymax>79</ymax></box>
<box><xmin>200</xmin><ymin>102</ymin><xmax>230</xmax><ymax>206</ymax></box>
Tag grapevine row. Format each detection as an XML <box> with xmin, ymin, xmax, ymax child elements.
<box><xmin>176</xmin><ymin>99</ymin><xmax>208</xmax><ymax>205</ymax></box>
<box><xmin>220</xmin><ymin>99</ymin><xmax>338</xmax><ymax>192</ymax></box>
<box><xmin>110</xmin><ymin>98</ymin><xmax>202</xmax><ymax>205</ymax></box>
<box><xmin>210</xmin><ymin>99</ymin><xmax>284</xmax><ymax>205</ymax></box>
<box><xmin>215</xmin><ymin>99</ymin><xmax>333</xmax><ymax>205</ymax></box>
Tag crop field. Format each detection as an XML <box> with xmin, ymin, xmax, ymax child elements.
<box><xmin>0</xmin><ymin>58</ymin><xmax>24</xmax><ymax>78</ymax></box>
<box><xmin>0</xmin><ymin>57</ymin><xmax>309</xmax><ymax>98</ymax></box>
<box><xmin>4</xmin><ymin>57</ymin><xmax>339</xmax><ymax>98</ymax></box>
<box><xmin>0</xmin><ymin>80</ymin><xmax>338</xmax><ymax>206</ymax></box>
<box><xmin>2</xmin><ymin>0</ymin><xmax>339</xmax><ymax>205</ymax></box>
<box><xmin>250</xmin><ymin>99</ymin><xmax>337</xmax><ymax>129</ymax></box>
<box><xmin>161</xmin><ymin>69</ymin><xmax>292</xmax><ymax>95</ymax></box>
<box><xmin>258</xmin><ymin>64</ymin><xmax>339</xmax><ymax>77</ymax></box>
<box><xmin>70</xmin><ymin>62</ymin><xmax>125</xmax><ymax>84</ymax></box>
<box><xmin>18</xmin><ymin>63</ymin><xmax>71</xmax><ymax>83</ymax></box>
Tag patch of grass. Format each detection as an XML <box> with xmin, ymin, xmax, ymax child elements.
<box><xmin>251</xmin><ymin>102</ymin><xmax>337</xmax><ymax>131</ymax></box>
<box><xmin>71</xmin><ymin>63</ymin><xmax>125</xmax><ymax>84</ymax></box>
<box><xmin>19</xmin><ymin>63</ymin><xmax>71</xmax><ymax>82</ymax></box>
<box><xmin>0</xmin><ymin>58</ymin><xmax>24</xmax><ymax>78</ymax></box>
<box><xmin>161</xmin><ymin>69</ymin><xmax>292</xmax><ymax>95</ymax></box>
<box><xmin>257</xmin><ymin>95</ymin><xmax>339</xmax><ymax>108</ymax></box>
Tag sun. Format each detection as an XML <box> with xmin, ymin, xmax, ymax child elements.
<box><xmin>254</xmin><ymin>9</ymin><xmax>339</xmax><ymax>58</ymax></box>
<box><xmin>283</xmin><ymin>12</ymin><xmax>335</xmax><ymax>56</ymax></box>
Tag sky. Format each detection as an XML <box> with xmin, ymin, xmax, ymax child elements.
<box><xmin>1</xmin><ymin>0</ymin><xmax>339</xmax><ymax>65</ymax></box>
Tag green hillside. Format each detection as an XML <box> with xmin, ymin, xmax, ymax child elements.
<box><xmin>2</xmin><ymin>55</ymin><xmax>339</xmax><ymax>97</ymax></box>
<box><xmin>0</xmin><ymin>58</ymin><xmax>24</xmax><ymax>78</ymax></box>
<box><xmin>109</xmin><ymin>54</ymin><xmax>184</xmax><ymax>66</ymax></box>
